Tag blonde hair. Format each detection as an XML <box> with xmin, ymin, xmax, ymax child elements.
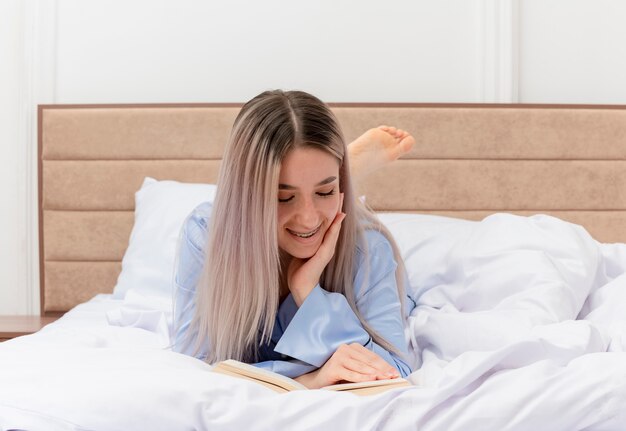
<box><xmin>189</xmin><ymin>90</ymin><xmax>407</xmax><ymax>364</ymax></box>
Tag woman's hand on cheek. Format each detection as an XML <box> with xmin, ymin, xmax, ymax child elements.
<box><xmin>288</xmin><ymin>193</ymin><xmax>345</xmax><ymax>307</ymax></box>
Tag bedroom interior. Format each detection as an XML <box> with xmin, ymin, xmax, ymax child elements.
<box><xmin>2</xmin><ymin>1</ymin><xmax>626</xmax><ymax>430</ymax></box>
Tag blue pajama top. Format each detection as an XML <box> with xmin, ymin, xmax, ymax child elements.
<box><xmin>172</xmin><ymin>201</ymin><xmax>415</xmax><ymax>378</ymax></box>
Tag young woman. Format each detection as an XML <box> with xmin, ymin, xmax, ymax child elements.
<box><xmin>173</xmin><ymin>90</ymin><xmax>416</xmax><ymax>389</ymax></box>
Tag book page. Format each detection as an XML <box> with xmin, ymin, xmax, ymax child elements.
<box><xmin>332</xmin><ymin>381</ymin><xmax>411</xmax><ymax>396</ymax></box>
<box><xmin>212</xmin><ymin>360</ymin><xmax>307</xmax><ymax>392</ymax></box>
<box><xmin>322</xmin><ymin>378</ymin><xmax>411</xmax><ymax>392</ymax></box>
<box><xmin>212</xmin><ymin>360</ymin><xmax>412</xmax><ymax>396</ymax></box>
<box><xmin>213</xmin><ymin>367</ymin><xmax>290</xmax><ymax>394</ymax></box>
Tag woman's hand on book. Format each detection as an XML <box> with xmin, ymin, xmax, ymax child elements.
<box><xmin>288</xmin><ymin>194</ymin><xmax>345</xmax><ymax>307</ymax></box>
<box><xmin>296</xmin><ymin>343</ymin><xmax>400</xmax><ymax>389</ymax></box>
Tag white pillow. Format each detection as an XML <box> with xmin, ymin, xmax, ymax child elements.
<box><xmin>379</xmin><ymin>211</ymin><xmax>601</xmax><ymax>361</ymax></box>
<box><xmin>377</xmin><ymin>212</ymin><xmax>476</xmax><ymax>301</ymax></box>
<box><xmin>378</xmin><ymin>212</ymin><xmax>597</xmax><ymax>306</ymax></box>
<box><xmin>113</xmin><ymin>178</ymin><xmax>217</xmax><ymax>299</ymax></box>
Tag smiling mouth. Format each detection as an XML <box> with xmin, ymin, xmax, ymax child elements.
<box><xmin>287</xmin><ymin>224</ymin><xmax>322</xmax><ymax>239</ymax></box>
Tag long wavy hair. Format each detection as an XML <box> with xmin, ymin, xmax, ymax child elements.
<box><xmin>189</xmin><ymin>90</ymin><xmax>408</xmax><ymax>364</ymax></box>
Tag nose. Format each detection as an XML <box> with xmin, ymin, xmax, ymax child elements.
<box><xmin>294</xmin><ymin>196</ymin><xmax>319</xmax><ymax>228</ymax></box>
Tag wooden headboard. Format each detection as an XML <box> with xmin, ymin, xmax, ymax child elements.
<box><xmin>38</xmin><ymin>103</ymin><xmax>626</xmax><ymax>315</ymax></box>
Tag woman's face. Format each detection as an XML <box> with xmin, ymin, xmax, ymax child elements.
<box><xmin>277</xmin><ymin>146</ymin><xmax>342</xmax><ymax>259</ymax></box>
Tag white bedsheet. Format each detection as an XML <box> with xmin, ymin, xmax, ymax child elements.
<box><xmin>2</xmin><ymin>214</ymin><xmax>626</xmax><ymax>430</ymax></box>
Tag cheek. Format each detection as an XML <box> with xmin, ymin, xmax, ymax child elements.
<box><xmin>320</xmin><ymin>196</ymin><xmax>340</xmax><ymax>221</ymax></box>
<box><xmin>277</xmin><ymin>207</ymin><xmax>291</xmax><ymax>227</ymax></box>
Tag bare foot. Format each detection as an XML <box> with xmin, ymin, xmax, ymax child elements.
<box><xmin>348</xmin><ymin>126</ymin><xmax>415</xmax><ymax>180</ymax></box>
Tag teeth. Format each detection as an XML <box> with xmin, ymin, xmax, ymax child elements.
<box><xmin>295</xmin><ymin>231</ymin><xmax>315</xmax><ymax>238</ymax></box>
<box><xmin>290</xmin><ymin>225</ymin><xmax>320</xmax><ymax>238</ymax></box>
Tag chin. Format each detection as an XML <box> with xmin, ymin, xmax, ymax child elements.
<box><xmin>280</xmin><ymin>240</ymin><xmax>322</xmax><ymax>260</ymax></box>
<box><xmin>285</xmin><ymin>246</ymin><xmax>318</xmax><ymax>260</ymax></box>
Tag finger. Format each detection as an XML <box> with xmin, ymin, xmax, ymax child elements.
<box><xmin>336</xmin><ymin>367</ymin><xmax>377</xmax><ymax>383</ymax></box>
<box><xmin>353</xmin><ymin>348</ymin><xmax>397</xmax><ymax>375</ymax></box>
<box><xmin>340</xmin><ymin>357</ymin><xmax>380</xmax><ymax>377</ymax></box>
<box><xmin>331</xmin><ymin>212</ymin><xmax>346</xmax><ymax>234</ymax></box>
<box><xmin>308</xmin><ymin>212</ymin><xmax>345</xmax><ymax>267</ymax></box>
<box><xmin>318</xmin><ymin>213</ymin><xmax>345</xmax><ymax>258</ymax></box>
<box><xmin>329</xmin><ymin>203</ymin><xmax>346</xmax><ymax>234</ymax></box>
<box><xmin>348</xmin><ymin>344</ymin><xmax>399</xmax><ymax>377</ymax></box>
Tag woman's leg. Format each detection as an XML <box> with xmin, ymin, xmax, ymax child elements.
<box><xmin>348</xmin><ymin>126</ymin><xmax>415</xmax><ymax>181</ymax></box>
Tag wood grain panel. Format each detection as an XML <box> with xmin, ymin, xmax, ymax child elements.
<box><xmin>385</xmin><ymin>210</ymin><xmax>626</xmax><ymax>244</ymax></box>
<box><xmin>43</xmin><ymin>160</ymin><xmax>220</xmax><ymax>210</ymax></box>
<box><xmin>38</xmin><ymin>103</ymin><xmax>626</xmax><ymax>315</ymax></box>
<box><xmin>44</xmin><ymin>261</ymin><xmax>121</xmax><ymax>313</ymax></box>
<box><xmin>42</xmin><ymin>107</ymin><xmax>238</xmax><ymax>159</ymax></box>
<box><xmin>44</xmin><ymin>211</ymin><xmax>133</xmax><ymax>261</ymax></box>
<box><xmin>360</xmin><ymin>160</ymin><xmax>626</xmax><ymax>211</ymax></box>
<box><xmin>335</xmin><ymin>107</ymin><xmax>626</xmax><ymax>159</ymax></box>
<box><xmin>43</xmin><ymin>106</ymin><xmax>626</xmax><ymax>161</ymax></box>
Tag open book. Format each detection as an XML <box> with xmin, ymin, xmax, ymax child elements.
<box><xmin>212</xmin><ymin>359</ymin><xmax>412</xmax><ymax>396</ymax></box>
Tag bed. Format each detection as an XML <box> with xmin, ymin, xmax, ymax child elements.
<box><xmin>1</xmin><ymin>102</ymin><xmax>626</xmax><ymax>430</ymax></box>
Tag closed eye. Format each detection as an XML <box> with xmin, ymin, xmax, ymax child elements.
<box><xmin>317</xmin><ymin>189</ymin><xmax>335</xmax><ymax>197</ymax></box>
<box><xmin>278</xmin><ymin>189</ymin><xmax>335</xmax><ymax>203</ymax></box>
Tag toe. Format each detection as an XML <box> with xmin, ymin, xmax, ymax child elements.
<box><xmin>400</xmin><ymin>136</ymin><xmax>416</xmax><ymax>153</ymax></box>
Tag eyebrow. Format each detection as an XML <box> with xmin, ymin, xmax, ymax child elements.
<box><xmin>278</xmin><ymin>176</ymin><xmax>337</xmax><ymax>190</ymax></box>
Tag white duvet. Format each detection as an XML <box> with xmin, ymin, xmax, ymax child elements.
<box><xmin>2</xmin><ymin>213</ymin><xmax>626</xmax><ymax>430</ymax></box>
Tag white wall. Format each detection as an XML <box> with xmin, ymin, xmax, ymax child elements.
<box><xmin>2</xmin><ymin>0</ymin><xmax>626</xmax><ymax>314</ymax></box>
<box><xmin>0</xmin><ymin>1</ymin><xmax>27</xmax><ymax>314</ymax></box>
<box><xmin>54</xmin><ymin>0</ymin><xmax>482</xmax><ymax>103</ymax></box>
<box><xmin>520</xmin><ymin>0</ymin><xmax>626</xmax><ymax>103</ymax></box>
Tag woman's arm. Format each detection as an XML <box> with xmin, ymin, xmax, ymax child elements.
<box><xmin>274</xmin><ymin>231</ymin><xmax>413</xmax><ymax>388</ymax></box>
<box><xmin>171</xmin><ymin>202</ymin><xmax>212</xmax><ymax>358</ymax></box>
